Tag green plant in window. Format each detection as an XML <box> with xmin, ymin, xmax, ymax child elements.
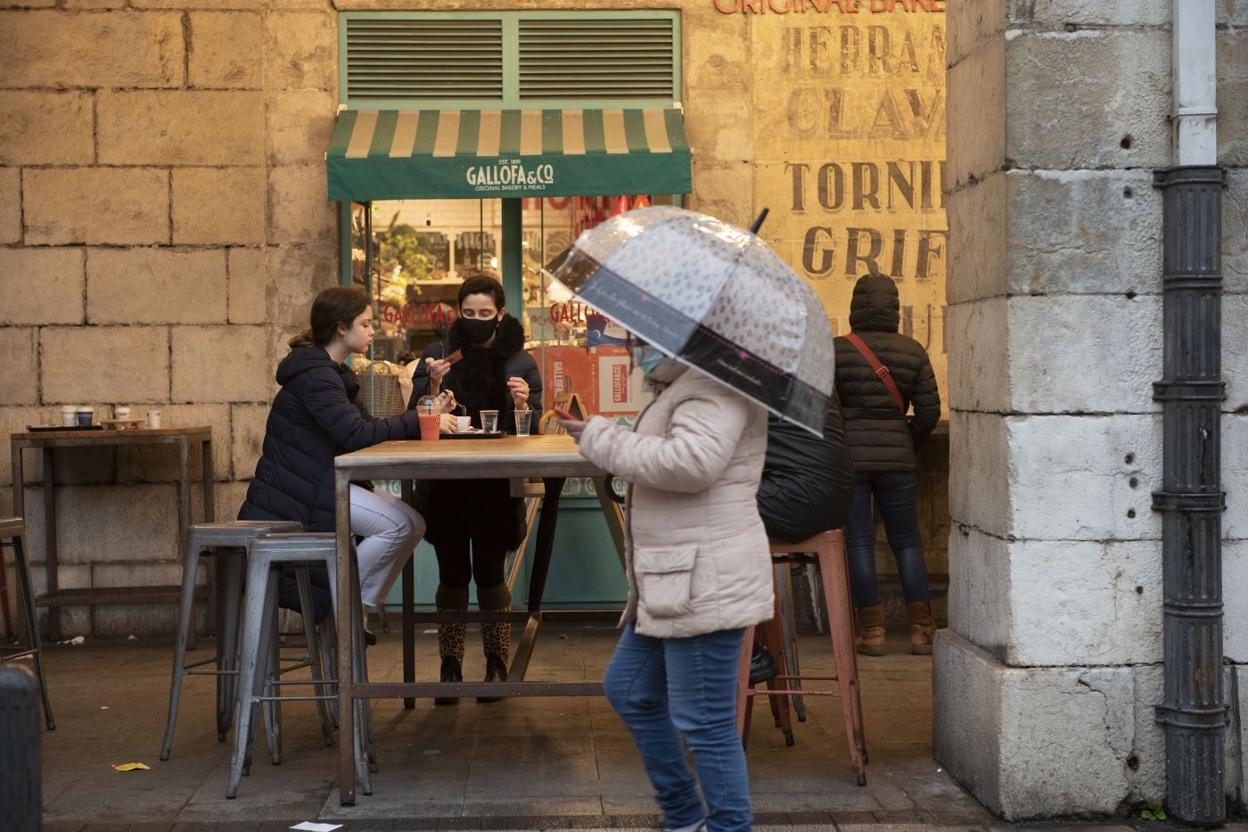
<box><xmin>374</xmin><ymin>211</ymin><xmax>433</xmax><ymax>284</ymax></box>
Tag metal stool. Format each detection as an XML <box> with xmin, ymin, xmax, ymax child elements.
<box><xmin>736</xmin><ymin>529</ymin><xmax>868</xmax><ymax>785</ymax></box>
<box><xmin>160</xmin><ymin>519</ymin><xmax>307</xmax><ymax>761</ymax></box>
<box><xmin>0</xmin><ymin>517</ymin><xmax>54</xmax><ymax>731</ymax></box>
<box><xmin>227</xmin><ymin>532</ymin><xmax>374</xmax><ymax>799</ymax></box>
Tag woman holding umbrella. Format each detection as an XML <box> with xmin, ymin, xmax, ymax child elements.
<box><xmin>550</xmin><ymin>207</ymin><xmax>836</xmax><ymax>832</ymax></box>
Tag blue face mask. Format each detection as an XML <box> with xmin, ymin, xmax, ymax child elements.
<box><xmin>632</xmin><ymin>345</ymin><xmax>668</xmax><ymax>376</ymax></box>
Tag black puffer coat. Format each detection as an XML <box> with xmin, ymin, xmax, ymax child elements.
<box><xmin>239</xmin><ymin>344</ymin><xmax>421</xmax><ymax>532</ymax></box>
<box><xmin>757</xmin><ymin>394</ymin><xmax>855</xmax><ymax>544</ymax></box>
<box><xmin>833</xmin><ymin>275</ymin><xmax>940</xmax><ymax>472</ymax></box>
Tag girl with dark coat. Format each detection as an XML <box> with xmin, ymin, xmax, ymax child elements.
<box><xmin>833</xmin><ymin>274</ymin><xmax>941</xmax><ymax>656</ymax></box>
<box><xmin>239</xmin><ymin>286</ymin><xmax>426</xmax><ymax>624</ymax></box>
<box><xmin>407</xmin><ymin>273</ymin><xmax>542</xmax><ymax>702</ymax></box>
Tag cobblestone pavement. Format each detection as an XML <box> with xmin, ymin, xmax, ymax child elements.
<box><xmin>25</xmin><ymin>625</ymin><xmax>1194</xmax><ymax>831</ymax></box>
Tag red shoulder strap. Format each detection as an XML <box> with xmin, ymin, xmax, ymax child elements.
<box><xmin>845</xmin><ymin>333</ymin><xmax>906</xmax><ymax>414</ymax></box>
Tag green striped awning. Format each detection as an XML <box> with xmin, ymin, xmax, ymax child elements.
<box><xmin>327</xmin><ymin>108</ymin><xmax>691</xmax><ymax>202</ymax></box>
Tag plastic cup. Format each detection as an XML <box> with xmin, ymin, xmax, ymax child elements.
<box><xmin>514</xmin><ymin>409</ymin><xmax>531</xmax><ymax>437</ymax></box>
<box><xmin>60</xmin><ymin>405</ymin><xmax>76</xmax><ymax>427</ymax></box>
<box><xmin>418</xmin><ymin>413</ymin><xmax>441</xmax><ymax>441</ymax></box>
<box><xmin>75</xmin><ymin>407</ymin><xmax>94</xmax><ymax>427</ymax></box>
<box><xmin>455</xmin><ymin>415</ymin><xmax>472</xmax><ymax>433</ymax></box>
<box><xmin>480</xmin><ymin>410</ymin><xmax>499</xmax><ymax>434</ymax></box>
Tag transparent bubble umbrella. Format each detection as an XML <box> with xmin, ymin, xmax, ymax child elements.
<box><xmin>543</xmin><ymin>205</ymin><xmax>835</xmax><ymax>435</ymax></box>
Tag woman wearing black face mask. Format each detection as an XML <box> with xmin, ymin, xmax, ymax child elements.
<box><xmin>407</xmin><ymin>272</ymin><xmax>543</xmax><ymax>703</ymax></box>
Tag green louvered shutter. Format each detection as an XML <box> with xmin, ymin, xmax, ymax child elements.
<box><xmin>340</xmin><ymin>12</ymin><xmax>679</xmax><ymax>109</ymax></box>
<box><xmin>343</xmin><ymin>17</ymin><xmax>504</xmax><ymax>103</ymax></box>
<box><xmin>517</xmin><ymin>17</ymin><xmax>677</xmax><ymax>101</ymax></box>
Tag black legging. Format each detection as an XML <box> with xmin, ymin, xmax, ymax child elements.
<box><xmin>433</xmin><ymin>537</ymin><xmax>507</xmax><ymax>590</ymax></box>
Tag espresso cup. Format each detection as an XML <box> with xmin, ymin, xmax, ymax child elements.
<box><xmin>455</xmin><ymin>415</ymin><xmax>472</xmax><ymax>433</ymax></box>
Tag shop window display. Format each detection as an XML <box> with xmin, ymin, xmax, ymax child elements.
<box><xmin>349</xmin><ymin>195</ymin><xmax>675</xmax><ymax>432</ymax></box>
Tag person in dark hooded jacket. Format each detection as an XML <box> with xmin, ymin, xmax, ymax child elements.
<box><xmin>406</xmin><ymin>272</ymin><xmax>542</xmax><ymax>703</ymax></box>
<box><xmin>239</xmin><ymin>286</ymin><xmax>426</xmax><ymax>627</ymax></box>
<box><xmin>833</xmin><ymin>274</ymin><xmax>940</xmax><ymax>656</ymax></box>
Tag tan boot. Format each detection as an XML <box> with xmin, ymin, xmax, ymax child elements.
<box><xmin>855</xmin><ymin>605</ymin><xmax>886</xmax><ymax>656</ymax></box>
<box><xmin>435</xmin><ymin>585</ymin><xmax>469</xmax><ymax>706</ymax></box>
<box><xmin>477</xmin><ymin>584</ymin><xmax>512</xmax><ymax>703</ymax></box>
<box><xmin>907</xmin><ymin>601</ymin><xmax>936</xmax><ymax>655</ymax></box>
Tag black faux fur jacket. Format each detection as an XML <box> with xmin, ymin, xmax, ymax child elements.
<box><xmin>407</xmin><ymin>314</ymin><xmax>543</xmax><ymax>432</ymax></box>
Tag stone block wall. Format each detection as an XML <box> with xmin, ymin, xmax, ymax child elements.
<box><xmin>0</xmin><ymin>0</ymin><xmax>787</xmax><ymax>638</ymax></box>
<box><xmin>0</xmin><ymin>1</ymin><xmax>340</xmax><ymax>638</ymax></box>
<box><xmin>938</xmin><ymin>0</ymin><xmax>1248</xmax><ymax>819</ymax></box>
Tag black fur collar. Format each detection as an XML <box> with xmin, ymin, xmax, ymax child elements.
<box><xmin>447</xmin><ymin>313</ymin><xmax>526</xmax><ymax>357</ymax></box>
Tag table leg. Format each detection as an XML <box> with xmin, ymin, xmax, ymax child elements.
<box><xmin>508</xmin><ymin>478</ymin><xmax>563</xmax><ymax>683</ymax></box>
<box><xmin>401</xmin><ymin>554</ymin><xmax>415</xmax><ymax>711</ymax></box>
<box><xmin>593</xmin><ymin>478</ymin><xmax>627</xmax><ymax>569</ymax></box>
<box><xmin>178</xmin><ymin>438</ymin><xmax>193</xmax><ymax>650</ymax></box>
<box><xmin>202</xmin><ymin>439</ymin><xmax>215</xmax><ymax>522</ymax></box>
<box><xmin>4</xmin><ymin>441</ymin><xmax>20</xmax><ymax>640</ymax></box>
<box><xmin>526</xmin><ymin>479</ymin><xmax>564</xmax><ymax>614</ymax></box>
<box><xmin>42</xmin><ymin>447</ymin><xmax>59</xmax><ymax>643</ymax></box>
<box><xmin>335</xmin><ymin>469</ymin><xmax>357</xmax><ymax>806</ymax></box>
<box><xmin>400</xmin><ymin>480</ymin><xmax>415</xmax><ymax>709</ymax></box>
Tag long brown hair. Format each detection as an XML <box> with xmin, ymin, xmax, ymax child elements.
<box><xmin>289</xmin><ymin>286</ymin><xmax>370</xmax><ymax>348</ymax></box>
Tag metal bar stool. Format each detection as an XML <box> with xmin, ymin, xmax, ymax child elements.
<box><xmin>0</xmin><ymin>517</ymin><xmax>54</xmax><ymax>731</ymax></box>
<box><xmin>227</xmin><ymin>532</ymin><xmax>373</xmax><ymax>799</ymax></box>
<box><xmin>160</xmin><ymin>519</ymin><xmax>317</xmax><ymax>761</ymax></box>
<box><xmin>735</xmin><ymin>529</ymin><xmax>867</xmax><ymax>785</ymax></box>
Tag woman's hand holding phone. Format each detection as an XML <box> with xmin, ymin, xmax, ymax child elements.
<box><xmin>554</xmin><ymin>407</ymin><xmax>587</xmax><ymax>438</ymax></box>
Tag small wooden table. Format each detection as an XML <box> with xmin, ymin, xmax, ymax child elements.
<box><xmin>332</xmin><ymin>434</ymin><xmax>621</xmax><ymax>805</ymax></box>
<box><xmin>10</xmin><ymin>427</ymin><xmax>215</xmax><ymax>640</ymax></box>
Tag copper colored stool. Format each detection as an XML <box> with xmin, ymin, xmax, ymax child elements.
<box><xmin>736</xmin><ymin>529</ymin><xmax>867</xmax><ymax>785</ymax></box>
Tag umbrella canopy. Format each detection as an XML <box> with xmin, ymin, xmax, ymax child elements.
<box><xmin>544</xmin><ymin>206</ymin><xmax>835</xmax><ymax>435</ymax></box>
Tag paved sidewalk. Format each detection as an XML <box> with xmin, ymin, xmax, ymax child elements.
<box><xmin>25</xmin><ymin>625</ymin><xmax>1179</xmax><ymax>831</ymax></box>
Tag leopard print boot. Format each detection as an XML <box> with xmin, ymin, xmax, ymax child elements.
<box><xmin>477</xmin><ymin>583</ymin><xmax>511</xmax><ymax>703</ymax></box>
<box><xmin>435</xmin><ymin>585</ymin><xmax>469</xmax><ymax>706</ymax></box>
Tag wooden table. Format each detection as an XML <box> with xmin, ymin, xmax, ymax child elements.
<box><xmin>10</xmin><ymin>427</ymin><xmax>215</xmax><ymax>640</ymax></box>
<box><xmin>332</xmin><ymin>434</ymin><xmax>622</xmax><ymax>805</ymax></box>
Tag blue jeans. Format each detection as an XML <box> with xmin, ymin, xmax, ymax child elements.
<box><xmin>845</xmin><ymin>471</ymin><xmax>930</xmax><ymax>608</ymax></box>
<box><xmin>603</xmin><ymin>623</ymin><xmax>750</xmax><ymax>832</ymax></box>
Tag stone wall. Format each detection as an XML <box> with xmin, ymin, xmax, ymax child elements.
<box><xmin>937</xmin><ymin>0</ymin><xmax>1248</xmax><ymax>819</ymax></box>
<box><xmin>0</xmin><ymin>1</ymin><xmax>340</xmax><ymax>637</ymax></box>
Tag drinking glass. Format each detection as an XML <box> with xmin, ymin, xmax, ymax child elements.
<box><xmin>480</xmin><ymin>410</ymin><xmax>499</xmax><ymax>434</ymax></box>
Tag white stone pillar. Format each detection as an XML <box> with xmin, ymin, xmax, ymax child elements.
<box><xmin>937</xmin><ymin>0</ymin><xmax>1172</xmax><ymax>818</ymax></box>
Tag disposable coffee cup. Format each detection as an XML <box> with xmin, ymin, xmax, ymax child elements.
<box><xmin>480</xmin><ymin>410</ymin><xmax>499</xmax><ymax>434</ymax></box>
<box><xmin>75</xmin><ymin>407</ymin><xmax>94</xmax><ymax>427</ymax></box>
<box><xmin>455</xmin><ymin>415</ymin><xmax>472</xmax><ymax>433</ymax></box>
<box><xmin>145</xmin><ymin>409</ymin><xmax>162</xmax><ymax>429</ymax></box>
<box><xmin>60</xmin><ymin>405</ymin><xmax>76</xmax><ymax>427</ymax></box>
<box><xmin>114</xmin><ymin>405</ymin><xmax>131</xmax><ymax>420</ymax></box>
<box><xmin>514</xmin><ymin>409</ymin><xmax>531</xmax><ymax>437</ymax></box>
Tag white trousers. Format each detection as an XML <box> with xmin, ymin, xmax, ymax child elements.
<box><xmin>351</xmin><ymin>484</ymin><xmax>425</xmax><ymax>608</ymax></box>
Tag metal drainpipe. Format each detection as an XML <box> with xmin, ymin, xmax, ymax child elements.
<box><xmin>1153</xmin><ymin>0</ymin><xmax>1227</xmax><ymax>824</ymax></box>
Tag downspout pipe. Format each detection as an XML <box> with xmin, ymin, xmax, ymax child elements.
<box><xmin>1153</xmin><ymin>0</ymin><xmax>1227</xmax><ymax>824</ymax></box>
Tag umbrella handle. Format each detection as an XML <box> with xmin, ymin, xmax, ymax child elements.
<box><xmin>749</xmin><ymin>208</ymin><xmax>769</xmax><ymax>235</ymax></box>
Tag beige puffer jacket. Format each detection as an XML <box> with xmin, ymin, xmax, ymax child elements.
<box><xmin>576</xmin><ymin>368</ymin><xmax>774</xmax><ymax>639</ymax></box>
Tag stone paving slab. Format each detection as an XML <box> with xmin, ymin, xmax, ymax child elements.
<box><xmin>27</xmin><ymin>627</ymin><xmax>1202</xmax><ymax>831</ymax></box>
